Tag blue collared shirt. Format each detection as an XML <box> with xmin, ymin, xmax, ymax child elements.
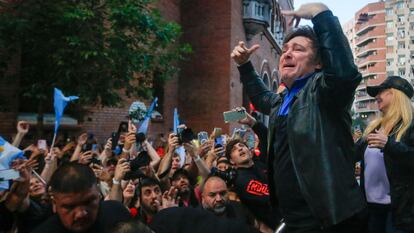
<box><xmin>278</xmin><ymin>72</ymin><xmax>315</xmax><ymax>116</ymax></box>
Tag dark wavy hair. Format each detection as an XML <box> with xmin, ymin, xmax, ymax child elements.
<box><xmin>283</xmin><ymin>25</ymin><xmax>321</xmax><ymax>65</ymax></box>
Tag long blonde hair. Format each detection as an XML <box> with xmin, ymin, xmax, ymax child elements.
<box><xmin>364</xmin><ymin>89</ymin><xmax>413</xmax><ymax>142</ymax></box>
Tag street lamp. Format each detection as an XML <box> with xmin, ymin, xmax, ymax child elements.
<box><xmin>242</xmin><ymin>0</ymin><xmax>272</xmax><ymax>40</ymax></box>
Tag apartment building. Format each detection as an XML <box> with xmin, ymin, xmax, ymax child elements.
<box><xmin>345</xmin><ymin>1</ymin><xmax>386</xmax><ymax>121</ymax></box>
<box><xmin>385</xmin><ymin>0</ymin><xmax>414</xmax><ymax>83</ymax></box>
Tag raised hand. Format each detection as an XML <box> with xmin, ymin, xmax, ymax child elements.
<box><xmin>16</xmin><ymin>121</ymin><xmax>30</xmax><ymax>134</ymax></box>
<box><xmin>281</xmin><ymin>3</ymin><xmax>329</xmax><ymax>27</ymax></box>
<box><xmin>198</xmin><ymin>140</ymin><xmax>213</xmax><ymax>158</ymax></box>
<box><xmin>113</xmin><ymin>158</ymin><xmax>130</xmax><ymax>181</ymax></box>
<box><xmin>168</xmin><ymin>133</ymin><xmax>179</xmax><ymax>152</ymax></box>
<box><xmin>77</xmin><ymin>133</ymin><xmax>88</xmax><ymax>146</ymax></box>
<box><xmin>236</xmin><ymin>107</ymin><xmax>257</xmax><ymax>128</ymax></box>
<box><xmin>123</xmin><ymin>132</ymin><xmax>136</xmax><ymax>151</ymax></box>
<box><xmin>158</xmin><ymin>186</ymin><xmax>178</xmax><ymax>211</ymax></box>
<box><xmin>231</xmin><ymin>41</ymin><xmax>260</xmax><ymax>65</ymax></box>
<box><xmin>78</xmin><ymin>151</ymin><xmax>93</xmax><ymax>165</ymax></box>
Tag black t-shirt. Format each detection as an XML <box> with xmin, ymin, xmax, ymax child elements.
<box><xmin>31</xmin><ymin>200</ymin><xmax>131</xmax><ymax>233</ymax></box>
<box><xmin>273</xmin><ymin>115</ymin><xmax>318</xmax><ymax>228</ymax></box>
<box><xmin>233</xmin><ymin>162</ymin><xmax>279</xmax><ymax>229</ymax></box>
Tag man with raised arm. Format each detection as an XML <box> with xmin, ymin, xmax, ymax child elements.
<box><xmin>231</xmin><ymin>3</ymin><xmax>366</xmax><ymax>233</ymax></box>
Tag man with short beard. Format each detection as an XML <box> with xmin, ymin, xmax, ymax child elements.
<box><xmin>201</xmin><ymin>176</ymin><xmax>255</xmax><ymax>227</ymax></box>
<box><xmin>135</xmin><ymin>177</ymin><xmax>163</xmax><ymax>224</ymax></box>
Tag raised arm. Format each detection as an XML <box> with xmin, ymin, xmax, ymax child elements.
<box><xmin>284</xmin><ymin>3</ymin><xmax>361</xmax><ymax>108</ymax></box>
<box><xmin>142</xmin><ymin>140</ymin><xmax>161</xmax><ymax>170</ymax></box>
<box><xmin>157</xmin><ymin>133</ymin><xmax>178</xmax><ymax>177</ymax></box>
<box><xmin>12</xmin><ymin>121</ymin><xmax>29</xmax><ymax>148</ymax></box>
<box><xmin>231</xmin><ymin>43</ymin><xmax>279</xmax><ymax>115</ymax></box>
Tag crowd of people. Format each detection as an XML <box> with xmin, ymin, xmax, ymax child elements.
<box><xmin>2</xmin><ymin>2</ymin><xmax>414</xmax><ymax>233</ymax></box>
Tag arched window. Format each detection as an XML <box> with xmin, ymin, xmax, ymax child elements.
<box><xmin>262</xmin><ymin>73</ymin><xmax>270</xmax><ymax>90</ymax></box>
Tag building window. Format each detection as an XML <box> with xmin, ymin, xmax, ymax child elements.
<box><xmin>387</xmin><ymin>71</ymin><xmax>394</xmax><ymax>77</ymax></box>
<box><xmin>387</xmin><ymin>46</ymin><xmax>394</xmax><ymax>53</ymax></box>
<box><xmin>387</xmin><ymin>59</ymin><xmax>393</xmax><ymax>66</ymax></box>
<box><xmin>410</xmin><ymin>9</ymin><xmax>414</xmax><ymax>15</ymax></box>
<box><xmin>398</xmin><ymin>55</ymin><xmax>406</xmax><ymax>66</ymax></box>
<box><xmin>386</xmin><ymin>8</ymin><xmax>393</xmax><ymax>16</ymax></box>
<box><xmin>398</xmin><ymin>28</ymin><xmax>405</xmax><ymax>38</ymax></box>
<box><xmin>399</xmin><ymin>69</ymin><xmax>406</xmax><ymax>76</ymax></box>
<box><xmin>396</xmin><ymin>1</ymin><xmax>405</xmax><ymax>9</ymax></box>
<box><xmin>386</xmin><ymin>21</ymin><xmax>393</xmax><ymax>28</ymax></box>
<box><xmin>387</xmin><ymin>34</ymin><xmax>394</xmax><ymax>41</ymax></box>
<box><xmin>411</xmin><ymin>51</ymin><xmax>414</xmax><ymax>59</ymax></box>
<box><xmin>398</xmin><ymin>41</ymin><xmax>406</xmax><ymax>49</ymax></box>
<box><xmin>398</xmin><ymin>15</ymin><xmax>405</xmax><ymax>24</ymax></box>
<box><xmin>262</xmin><ymin>73</ymin><xmax>270</xmax><ymax>90</ymax></box>
<box><xmin>411</xmin><ymin>37</ymin><xmax>414</xmax><ymax>44</ymax></box>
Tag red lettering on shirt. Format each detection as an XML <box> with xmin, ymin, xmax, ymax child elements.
<box><xmin>246</xmin><ymin>180</ymin><xmax>269</xmax><ymax>196</ymax></box>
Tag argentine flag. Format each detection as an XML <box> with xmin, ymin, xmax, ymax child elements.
<box><xmin>0</xmin><ymin>136</ymin><xmax>24</xmax><ymax>190</ymax></box>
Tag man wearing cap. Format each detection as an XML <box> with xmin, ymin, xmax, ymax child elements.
<box><xmin>231</xmin><ymin>2</ymin><xmax>366</xmax><ymax>233</ymax></box>
<box><xmin>359</xmin><ymin>76</ymin><xmax>414</xmax><ymax>232</ymax></box>
<box><xmin>170</xmin><ymin>168</ymin><xmax>199</xmax><ymax>207</ymax></box>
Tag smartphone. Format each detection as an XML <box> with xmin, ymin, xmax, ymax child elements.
<box><xmin>118</xmin><ymin>121</ymin><xmax>129</xmax><ymax>133</ymax></box>
<box><xmin>37</xmin><ymin>139</ymin><xmax>47</xmax><ymax>150</ymax></box>
<box><xmin>232</xmin><ymin>128</ymin><xmax>247</xmax><ymax>139</ymax></box>
<box><xmin>247</xmin><ymin>133</ymin><xmax>255</xmax><ymax>149</ymax></box>
<box><xmin>223</xmin><ymin>109</ymin><xmax>246</xmax><ymax>123</ymax></box>
<box><xmin>82</xmin><ymin>143</ymin><xmax>92</xmax><ymax>152</ymax></box>
<box><xmin>92</xmin><ymin>144</ymin><xmax>98</xmax><ymax>152</ymax></box>
<box><xmin>212</xmin><ymin>127</ymin><xmax>223</xmax><ymax>138</ymax></box>
<box><xmin>0</xmin><ymin>169</ymin><xmax>20</xmax><ymax>181</ymax></box>
<box><xmin>214</xmin><ymin>136</ymin><xmax>224</xmax><ymax>148</ymax></box>
<box><xmin>111</xmin><ymin>132</ymin><xmax>119</xmax><ymax>150</ymax></box>
<box><xmin>198</xmin><ymin>131</ymin><xmax>209</xmax><ymax>144</ymax></box>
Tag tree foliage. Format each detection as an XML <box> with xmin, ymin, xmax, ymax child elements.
<box><xmin>0</xmin><ymin>0</ymin><xmax>191</xmax><ymax>109</ymax></box>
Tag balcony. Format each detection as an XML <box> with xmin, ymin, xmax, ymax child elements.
<box><xmin>355</xmin><ymin>101</ymin><xmax>379</xmax><ymax>113</ymax></box>
<box><xmin>356</xmin><ymin>36</ymin><xmax>376</xmax><ymax>47</ymax></box>
<box><xmin>243</xmin><ymin>0</ymin><xmax>271</xmax><ymax>39</ymax></box>
<box><xmin>356</xmin><ymin>24</ymin><xmax>376</xmax><ymax>36</ymax></box>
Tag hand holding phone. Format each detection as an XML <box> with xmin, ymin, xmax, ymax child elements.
<box><xmin>223</xmin><ymin>109</ymin><xmax>247</xmax><ymax>123</ymax></box>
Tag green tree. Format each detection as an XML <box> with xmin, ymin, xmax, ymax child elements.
<box><xmin>0</xmin><ymin>0</ymin><xmax>190</xmax><ymax>136</ymax></box>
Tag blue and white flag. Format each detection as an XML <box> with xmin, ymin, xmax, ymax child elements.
<box><xmin>54</xmin><ymin>88</ymin><xmax>79</xmax><ymax>134</ymax></box>
<box><xmin>138</xmin><ymin>98</ymin><xmax>158</xmax><ymax>134</ymax></box>
<box><xmin>173</xmin><ymin>108</ymin><xmax>179</xmax><ymax>134</ymax></box>
<box><xmin>0</xmin><ymin>136</ymin><xmax>24</xmax><ymax>190</ymax></box>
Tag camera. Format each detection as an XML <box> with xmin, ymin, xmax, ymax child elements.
<box><xmin>210</xmin><ymin>167</ymin><xmax>237</xmax><ymax>186</ymax></box>
<box><xmin>177</xmin><ymin>128</ymin><xmax>195</xmax><ymax>144</ymax></box>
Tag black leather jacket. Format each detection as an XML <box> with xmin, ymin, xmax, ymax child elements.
<box><xmin>357</xmin><ymin>123</ymin><xmax>414</xmax><ymax>231</ymax></box>
<box><xmin>238</xmin><ymin>11</ymin><xmax>365</xmax><ymax>227</ymax></box>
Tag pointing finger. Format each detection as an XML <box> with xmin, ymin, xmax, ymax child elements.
<box><xmin>247</xmin><ymin>44</ymin><xmax>260</xmax><ymax>54</ymax></box>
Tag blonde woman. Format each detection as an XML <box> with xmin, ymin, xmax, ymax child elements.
<box><xmin>357</xmin><ymin>76</ymin><xmax>414</xmax><ymax>233</ymax></box>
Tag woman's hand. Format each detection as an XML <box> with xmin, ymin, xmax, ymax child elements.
<box><xmin>367</xmin><ymin>129</ymin><xmax>388</xmax><ymax>149</ymax></box>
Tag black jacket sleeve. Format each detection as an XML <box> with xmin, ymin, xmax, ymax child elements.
<box><xmin>252</xmin><ymin>121</ymin><xmax>268</xmax><ymax>163</ymax></box>
<box><xmin>312</xmin><ymin>10</ymin><xmax>362</xmax><ymax>109</ymax></box>
<box><xmin>238</xmin><ymin>62</ymin><xmax>280</xmax><ymax>115</ymax></box>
